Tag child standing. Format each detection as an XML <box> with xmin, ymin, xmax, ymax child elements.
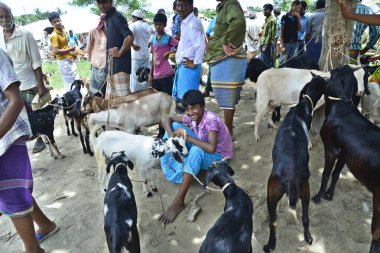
<box><xmin>148</xmin><ymin>13</ymin><xmax>178</xmax><ymax>95</ymax></box>
<box><xmin>159</xmin><ymin>90</ymin><xmax>233</xmax><ymax>224</ymax></box>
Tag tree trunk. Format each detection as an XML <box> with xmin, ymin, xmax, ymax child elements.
<box><xmin>319</xmin><ymin>0</ymin><xmax>358</xmax><ymax>71</ymax></box>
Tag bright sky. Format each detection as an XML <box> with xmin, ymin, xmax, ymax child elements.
<box><xmin>3</xmin><ymin>0</ymin><xmax>274</xmax><ymax>16</ymax></box>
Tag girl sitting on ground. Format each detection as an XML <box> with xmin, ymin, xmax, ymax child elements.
<box><xmin>159</xmin><ymin>89</ymin><xmax>233</xmax><ymax>224</ymax></box>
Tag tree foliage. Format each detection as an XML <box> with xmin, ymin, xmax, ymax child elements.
<box><xmin>70</xmin><ymin>0</ymin><xmax>146</xmax><ymax>16</ymax></box>
<box><xmin>247</xmin><ymin>6</ymin><xmax>263</xmax><ymax>13</ymax></box>
<box><xmin>13</xmin><ymin>8</ymin><xmax>66</xmax><ymax>26</ymax></box>
<box><xmin>201</xmin><ymin>8</ymin><xmax>217</xmax><ymax>19</ymax></box>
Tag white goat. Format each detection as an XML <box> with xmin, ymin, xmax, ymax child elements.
<box><xmin>87</xmin><ymin>92</ymin><xmax>177</xmax><ymax>134</ymax></box>
<box><xmin>254</xmin><ymin>67</ymin><xmax>365</xmax><ymax>141</ymax></box>
<box><xmin>361</xmin><ymin>82</ymin><xmax>380</xmax><ymax>126</ymax></box>
<box><xmin>90</xmin><ymin>125</ymin><xmax>188</xmax><ymax>197</ymax></box>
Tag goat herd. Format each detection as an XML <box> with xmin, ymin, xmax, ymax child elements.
<box><xmin>27</xmin><ymin>55</ymin><xmax>380</xmax><ymax>253</ymax></box>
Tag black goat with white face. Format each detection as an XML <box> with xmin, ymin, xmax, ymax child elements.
<box><xmin>200</xmin><ymin>159</ymin><xmax>253</xmax><ymax>253</ymax></box>
<box><xmin>311</xmin><ymin>65</ymin><xmax>380</xmax><ymax>253</ymax></box>
<box><xmin>103</xmin><ymin>151</ymin><xmax>140</xmax><ymax>253</ymax></box>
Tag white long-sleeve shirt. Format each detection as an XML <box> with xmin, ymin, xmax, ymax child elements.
<box><xmin>175</xmin><ymin>12</ymin><xmax>206</xmax><ymax>65</ymax></box>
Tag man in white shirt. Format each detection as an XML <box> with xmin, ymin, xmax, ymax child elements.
<box><xmin>172</xmin><ymin>0</ymin><xmax>206</xmax><ymax>106</ymax></box>
<box><xmin>246</xmin><ymin>12</ymin><xmax>261</xmax><ymax>61</ymax></box>
<box><xmin>129</xmin><ymin>9</ymin><xmax>155</xmax><ymax>93</ymax></box>
<box><xmin>0</xmin><ymin>3</ymin><xmax>47</xmax><ymax>153</ymax></box>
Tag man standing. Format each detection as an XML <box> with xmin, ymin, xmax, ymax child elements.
<box><xmin>172</xmin><ymin>0</ymin><xmax>206</xmax><ymax>106</ymax></box>
<box><xmin>260</xmin><ymin>4</ymin><xmax>276</xmax><ymax>68</ymax></box>
<box><xmin>305</xmin><ymin>0</ymin><xmax>325</xmax><ymax>62</ymax></box>
<box><xmin>172</xmin><ymin>0</ymin><xmax>182</xmax><ymax>40</ymax></box>
<box><xmin>246</xmin><ymin>12</ymin><xmax>260</xmax><ymax>61</ymax></box>
<box><xmin>349</xmin><ymin>0</ymin><xmax>380</xmax><ymax>64</ymax></box>
<box><xmin>40</xmin><ymin>30</ymin><xmax>51</xmax><ymax>60</ymax></box>
<box><xmin>280</xmin><ymin>0</ymin><xmax>302</xmax><ymax>64</ymax></box>
<box><xmin>273</xmin><ymin>8</ymin><xmax>282</xmax><ymax>65</ymax></box>
<box><xmin>67</xmin><ymin>30</ymin><xmax>78</xmax><ymax>47</ymax></box>
<box><xmin>129</xmin><ymin>9</ymin><xmax>155</xmax><ymax>93</ymax></box>
<box><xmin>86</xmin><ymin>15</ymin><xmax>107</xmax><ymax>95</ymax></box>
<box><xmin>0</xmin><ymin>3</ymin><xmax>47</xmax><ymax>153</ymax></box>
<box><xmin>297</xmin><ymin>1</ymin><xmax>308</xmax><ymax>55</ymax></box>
<box><xmin>205</xmin><ymin>0</ymin><xmax>246</xmax><ymax>136</ymax></box>
<box><xmin>96</xmin><ymin>0</ymin><xmax>134</xmax><ymax>99</ymax></box>
<box><xmin>48</xmin><ymin>12</ymin><xmax>80</xmax><ymax>92</ymax></box>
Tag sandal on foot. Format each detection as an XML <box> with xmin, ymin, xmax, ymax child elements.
<box><xmin>36</xmin><ymin>226</ymin><xmax>59</xmax><ymax>244</ymax></box>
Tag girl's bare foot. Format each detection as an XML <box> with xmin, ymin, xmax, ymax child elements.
<box><xmin>159</xmin><ymin>200</ymin><xmax>185</xmax><ymax>225</ymax></box>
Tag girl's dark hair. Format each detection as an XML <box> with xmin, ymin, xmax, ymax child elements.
<box><xmin>153</xmin><ymin>13</ymin><xmax>167</xmax><ymax>26</ymax></box>
<box><xmin>182</xmin><ymin>90</ymin><xmax>205</xmax><ymax>107</ymax></box>
<box><xmin>48</xmin><ymin>12</ymin><xmax>60</xmax><ymax>23</ymax></box>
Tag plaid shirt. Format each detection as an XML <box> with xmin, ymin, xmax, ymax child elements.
<box><xmin>0</xmin><ymin>49</ymin><xmax>31</xmax><ymax>156</ymax></box>
<box><xmin>350</xmin><ymin>3</ymin><xmax>380</xmax><ymax>51</ymax></box>
<box><xmin>260</xmin><ymin>15</ymin><xmax>276</xmax><ymax>45</ymax></box>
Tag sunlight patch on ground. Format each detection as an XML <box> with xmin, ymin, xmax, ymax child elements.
<box><xmin>152</xmin><ymin>213</ymin><xmax>161</xmax><ymax>220</ymax></box>
<box><xmin>366</xmin><ymin>218</ymin><xmax>372</xmax><ymax>225</ymax></box>
<box><xmin>253</xmin><ymin>156</ymin><xmax>262</xmax><ymax>162</ymax></box>
<box><xmin>170</xmin><ymin>239</ymin><xmax>179</xmax><ymax>246</ymax></box>
<box><xmin>192</xmin><ymin>235</ymin><xmax>205</xmax><ymax>245</ymax></box>
<box><xmin>51</xmin><ymin>249</ymin><xmax>70</xmax><ymax>253</ymax></box>
<box><xmin>243</xmin><ymin>121</ymin><xmax>255</xmax><ymax>125</ymax></box>
<box><xmin>45</xmin><ymin>202</ymin><xmax>63</xmax><ymax>209</ymax></box>
<box><xmin>241</xmin><ymin>164</ymin><xmax>249</xmax><ymax>170</ymax></box>
<box><xmin>62</xmin><ymin>191</ymin><xmax>76</xmax><ymax>198</ymax></box>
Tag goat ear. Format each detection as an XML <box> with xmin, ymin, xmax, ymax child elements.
<box><xmin>105</xmin><ymin>163</ymin><xmax>112</xmax><ymax>175</ymax></box>
<box><xmin>203</xmin><ymin>161</ymin><xmax>218</xmax><ymax>187</ymax></box>
<box><xmin>299</xmin><ymin>82</ymin><xmax>309</xmax><ymax>101</ymax></box>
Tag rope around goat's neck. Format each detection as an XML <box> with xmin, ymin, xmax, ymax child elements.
<box><xmin>181</xmin><ymin>162</ymin><xmax>222</xmax><ymax>192</ymax></box>
<box><xmin>303</xmin><ymin>94</ymin><xmax>315</xmax><ymax>113</ymax></box>
<box><xmin>327</xmin><ymin>96</ymin><xmax>342</xmax><ymax>101</ymax></box>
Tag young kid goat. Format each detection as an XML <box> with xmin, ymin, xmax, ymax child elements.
<box><xmin>311</xmin><ymin>66</ymin><xmax>380</xmax><ymax>253</ymax></box>
<box><xmin>62</xmin><ymin>79</ymin><xmax>93</xmax><ymax>156</ymax></box>
<box><xmin>90</xmin><ymin>125</ymin><xmax>188</xmax><ymax>197</ymax></box>
<box><xmin>263</xmin><ymin>75</ymin><xmax>327</xmax><ymax>253</ymax></box>
<box><xmin>103</xmin><ymin>151</ymin><xmax>140</xmax><ymax>253</ymax></box>
<box><xmin>200</xmin><ymin>159</ymin><xmax>253</xmax><ymax>253</ymax></box>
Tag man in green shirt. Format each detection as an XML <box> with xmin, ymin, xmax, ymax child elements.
<box><xmin>260</xmin><ymin>3</ymin><xmax>276</xmax><ymax>67</ymax></box>
<box><xmin>204</xmin><ymin>0</ymin><xmax>246</xmax><ymax>136</ymax></box>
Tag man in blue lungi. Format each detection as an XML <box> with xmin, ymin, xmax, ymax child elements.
<box><xmin>172</xmin><ymin>0</ymin><xmax>206</xmax><ymax>107</ymax></box>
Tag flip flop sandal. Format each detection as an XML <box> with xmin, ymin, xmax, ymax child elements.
<box><xmin>36</xmin><ymin>226</ymin><xmax>59</xmax><ymax>244</ymax></box>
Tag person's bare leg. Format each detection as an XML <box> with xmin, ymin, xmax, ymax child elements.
<box><xmin>31</xmin><ymin>198</ymin><xmax>56</xmax><ymax>235</ymax></box>
<box><xmin>159</xmin><ymin>173</ymin><xmax>193</xmax><ymax>224</ymax></box>
<box><xmin>224</xmin><ymin>108</ymin><xmax>235</xmax><ymax>136</ymax></box>
<box><xmin>11</xmin><ymin>214</ymin><xmax>45</xmax><ymax>253</ymax></box>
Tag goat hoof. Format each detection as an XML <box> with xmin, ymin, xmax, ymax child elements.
<box><xmin>305</xmin><ymin>235</ymin><xmax>313</xmax><ymax>245</ymax></box>
<box><xmin>147</xmin><ymin>192</ymin><xmax>153</xmax><ymax>198</ymax></box>
<box><xmin>324</xmin><ymin>193</ymin><xmax>334</xmax><ymax>201</ymax></box>
<box><xmin>311</xmin><ymin>195</ymin><xmax>321</xmax><ymax>204</ymax></box>
<box><xmin>88</xmin><ymin>151</ymin><xmax>94</xmax><ymax>157</ymax></box>
<box><xmin>152</xmin><ymin>187</ymin><xmax>158</xmax><ymax>192</ymax></box>
<box><xmin>73</xmin><ymin>133</ymin><xmax>78</xmax><ymax>137</ymax></box>
<box><xmin>83</xmin><ymin>149</ymin><xmax>88</xmax><ymax>154</ymax></box>
<box><xmin>263</xmin><ymin>244</ymin><xmax>274</xmax><ymax>253</ymax></box>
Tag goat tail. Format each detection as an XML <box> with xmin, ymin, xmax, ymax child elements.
<box><xmin>111</xmin><ymin>225</ymin><xmax>123</xmax><ymax>253</ymax></box>
<box><xmin>288</xmin><ymin>178</ymin><xmax>300</xmax><ymax>209</ymax></box>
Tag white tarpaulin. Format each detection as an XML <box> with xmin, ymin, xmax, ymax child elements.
<box><xmin>21</xmin><ymin>12</ymin><xmax>100</xmax><ymax>41</ymax></box>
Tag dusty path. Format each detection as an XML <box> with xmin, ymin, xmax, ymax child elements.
<box><xmin>0</xmin><ymin>82</ymin><xmax>372</xmax><ymax>253</ymax></box>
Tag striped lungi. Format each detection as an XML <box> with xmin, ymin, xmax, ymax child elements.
<box><xmin>105</xmin><ymin>72</ymin><xmax>131</xmax><ymax>99</ymax></box>
<box><xmin>57</xmin><ymin>58</ymin><xmax>80</xmax><ymax>92</ymax></box>
<box><xmin>172</xmin><ymin>64</ymin><xmax>202</xmax><ymax>103</ymax></box>
<box><xmin>0</xmin><ymin>139</ymin><xmax>34</xmax><ymax>217</ymax></box>
<box><xmin>211</xmin><ymin>57</ymin><xmax>247</xmax><ymax>109</ymax></box>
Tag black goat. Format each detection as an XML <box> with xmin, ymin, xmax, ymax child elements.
<box><xmin>263</xmin><ymin>75</ymin><xmax>327</xmax><ymax>253</ymax></box>
<box><xmin>280</xmin><ymin>55</ymin><xmax>320</xmax><ymax>70</ymax></box>
<box><xmin>27</xmin><ymin>96</ymin><xmax>65</xmax><ymax>159</ymax></box>
<box><xmin>136</xmin><ymin>66</ymin><xmax>150</xmax><ymax>83</ymax></box>
<box><xmin>200</xmin><ymin>159</ymin><xmax>253</xmax><ymax>253</ymax></box>
<box><xmin>62</xmin><ymin>79</ymin><xmax>93</xmax><ymax>156</ymax></box>
<box><xmin>310</xmin><ymin>66</ymin><xmax>380</xmax><ymax>253</ymax></box>
<box><xmin>104</xmin><ymin>151</ymin><xmax>140</xmax><ymax>253</ymax></box>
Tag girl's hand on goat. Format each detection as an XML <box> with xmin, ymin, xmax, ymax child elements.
<box><xmin>174</xmin><ymin>128</ymin><xmax>186</xmax><ymax>140</ymax></box>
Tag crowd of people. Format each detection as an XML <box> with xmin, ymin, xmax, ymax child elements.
<box><xmin>0</xmin><ymin>0</ymin><xmax>380</xmax><ymax>252</ymax></box>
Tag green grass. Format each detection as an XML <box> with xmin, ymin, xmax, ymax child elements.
<box><xmin>42</xmin><ymin>60</ymin><xmax>91</xmax><ymax>89</ymax></box>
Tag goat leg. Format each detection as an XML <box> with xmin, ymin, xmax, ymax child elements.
<box><xmin>41</xmin><ymin>135</ymin><xmax>56</xmax><ymax>159</ymax></box>
<box><xmin>263</xmin><ymin>175</ymin><xmax>284</xmax><ymax>253</ymax></box>
<box><xmin>127</xmin><ymin>224</ymin><xmax>141</xmax><ymax>253</ymax></box>
<box><xmin>150</xmin><ymin>169</ymin><xmax>157</xmax><ymax>192</ymax></box>
<box><xmin>370</xmin><ymin>191</ymin><xmax>380</xmax><ymax>253</ymax></box>
<box><xmin>75</xmin><ymin>119</ymin><xmax>87</xmax><ymax>154</ymax></box>
<box><xmin>84</xmin><ymin>124</ymin><xmax>94</xmax><ymax>156</ymax></box>
<box><xmin>300</xmin><ymin>179</ymin><xmax>313</xmax><ymax>245</ymax></box>
<box><xmin>64</xmin><ymin>114</ymin><xmax>71</xmax><ymax>136</ymax></box>
<box><xmin>71</xmin><ymin>118</ymin><xmax>78</xmax><ymax>137</ymax></box>
<box><xmin>139</xmin><ymin>170</ymin><xmax>152</xmax><ymax>197</ymax></box>
<box><xmin>311</xmin><ymin>151</ymin><xmax>337</xmax><ymax>204</ymax></box>
<box><xmin>325</xmin><ymin>156</ymin><xmax>345</xmax><ymax>201</ymax></box>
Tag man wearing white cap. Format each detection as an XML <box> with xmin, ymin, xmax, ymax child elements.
<box><xmin>129</xmin><ymin>9</ymin><xmax>155</xmax><ymax>92</ymax></box>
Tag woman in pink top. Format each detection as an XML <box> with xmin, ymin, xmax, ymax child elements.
<box><xmin>159</xmin><ymin>90</ymin><xmax>233</xmax><ymax>224</ymax></box>
<box><xmin>148</xmin><ymin>13</ymin><xmax>178</xmax><ymax>95</ymax></box>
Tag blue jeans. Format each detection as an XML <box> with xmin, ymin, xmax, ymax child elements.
<box><xmin>260</xmin><ymin>43</ymin><xmax>274</xmax><ymax>68</ymax></box>
<box><xmin>280</xmin><ymin>42</ymin><xmax>299</xmax><ymax>64</ymax></box>
<box><xmin>160</xmin><ymin>122</ymin><xmax>223</xmax><ymax>184</ymax></box>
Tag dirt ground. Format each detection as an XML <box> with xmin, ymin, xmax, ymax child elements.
<box><xmin>0</xmin><ymin>81</ymin><xmax>373</xmax><ymax>253</ymax></box>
